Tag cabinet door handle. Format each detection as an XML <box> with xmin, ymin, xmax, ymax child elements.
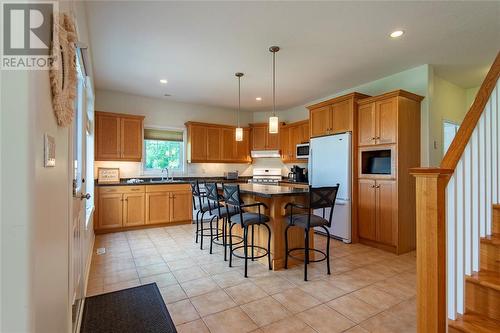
<box><xmin>371</xmin><ymin>137</ymin><xmax>376</xmax><ymax>140</ymax></box>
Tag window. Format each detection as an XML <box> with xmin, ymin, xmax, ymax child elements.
<box><xmin>144</xmin><ymin>128</ymin><xmax>184</xmax><ymax>172</ymax></box>
<box><xmin>443</xmin><ymin>120</ymin><xmax>460</xmax><ymax>155</ymax></box>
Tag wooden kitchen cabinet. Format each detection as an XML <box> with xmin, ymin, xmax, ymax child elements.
<box><xmin>279</xmin><ymin>120</ymin><xmax>310</xmax><ymax>163</ymax></box>
<box><xmin>145</xmin><ymin>192</ymin><xmax>171</xmax><ymax>225</ymax></box>
<box><xmin>186</xmin><ymin>122</ymin><xmax>251</xmax><ymax>163</ymax></box>
<box><xmin>95</xmin><ymin>111</ymin><xmax>144</xmax><ymax>161</ymax></box>
<box><xmin>357</xmin><ymin>179</ymin><xmax>397</xmax><ymax>247</ymax></box>
<box><xmin>95</xmin><ymin>184</ymin><xmax>193</xmax><ymax>232</ymax></box>
<box><xmin>358</xmin><ymin>96</ymin><xmax>398</xmax><ymax>146</ymax></box>
<box><xmin>308</xmin><ymin>93</ymin><xmax>370</xmax><ymax>138</ymax></box>
<box><xmin>280</xmin><ymin>125</ymin><xmax>291</xmax><ymax>161</ymax></box>
<box><xmin>358</xmin><ymin>103</ymin><xmax>376</xmax><ymax>146</ymax></box>
<box><xmin>236</xmin><ymin>128</ymin><xmax>251</xmax><ymax>162</ymax></box>
<box><xmin>96</xmin><ymin>186</ymin><xmax>145</xmax><ymax>230</ymax></box>
<box><xmin>356</xmin><ymin>90</ymin><xmax>423</xmax><ymax>254</ymax></box>
<box><xmin>189</xmin><ymin>125</ymin><xmax>207</xmax><ymax>161</ymax></box>
<box><xmin>376</xmin><ymin>180</ymin><xmax>397</xmax><ymax>246</ymax></box>
<box><xmin>249</xmin><ymin>123</ymin><xmax>282</xmax><ymax>150</ymax></box>
<box><xmin>98</xmin><ymin>193</ymin><xmax>123</xmax><ymax>229</ymax></box>
<box><xmin>145</xmin><ymin>184</ymin><xmax>192</xmax><ymax>224</ymax></box>
<box><xmin>123</xmin><ymin>192</ymin><xmax>145</xmax><ymax>227</ymax></box>
<box><xmin>250</xmin><ymin>124</ymin><xmax>268</xmax><ymax>150</ymax></box>
<box><xmin>358</xmin><ymin>179</ymin><xmax>376</xmax><ymax>241</ymax></box>
<box><xmin>221</xmin><ymin>128</ymin><xmax>237</xmax><ymax>161</ymax></box>
<box><xmin>96</xmin><ymin>114</ymin><xmax>121</xmax><ymax>160</ymax></box>
<box><xmin>376</xmin><ymin>98</ymin><xmax>398</xmax><ymax>145</ymax></box>
<box><xmin>170</xmin><ymin>191</ymin><xmax>192</xmax><ymax>222</ymax></box>
<box><xmin>331</xmin><ymin>99</ymin><xmax>352</xmax><ymax>134</ymax></box>
<box><xmin>206</xmin><ymin>127</ymin><xmax>222</xmax><ymax>161</ymax></box>
<box><xmin>310</xmin><ymin>106</ymin><xmax>331</xmax><ymax>137</ymax></box>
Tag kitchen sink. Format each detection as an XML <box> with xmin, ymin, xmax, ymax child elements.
<box><xmin>149</xmin><ymin>178</ymin><xmax>181</xmax><ymax>183</ymax></box>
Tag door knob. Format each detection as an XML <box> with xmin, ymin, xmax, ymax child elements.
<box><xmin>80</xmin><ymin>193</ymin><xmax>91</xmax><ymax>200</ymax></box>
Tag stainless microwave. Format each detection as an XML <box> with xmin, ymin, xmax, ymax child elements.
<box><xmin>296</xmin><ymin>143</ymin><xmax>309</xmax><ymax>159</ymax></box>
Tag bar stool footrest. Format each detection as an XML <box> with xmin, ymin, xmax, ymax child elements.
<box><xmin>287</xmin><ymin>247</ymin><xmax>327</xmax><ymax>263</ymax></box>
<box><xmin>231</xmin><ymin>244</ymin><xmax>269</xmax><ymax>260</ymax></box>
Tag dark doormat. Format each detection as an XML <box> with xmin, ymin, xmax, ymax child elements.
<box><xmin>80</xmin><ymin>283</ymin><xmax>177</xmax><ymax>333</ymax></box>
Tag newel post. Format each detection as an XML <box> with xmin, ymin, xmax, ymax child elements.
<box><xmin>410</xmin><ymin>168</ymin><xmax>453</xmax><ymax>333</ymax></box>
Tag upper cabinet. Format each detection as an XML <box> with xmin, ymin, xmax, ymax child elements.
<box><xmin>357</xmin><ymin>90</ymin><xmax>421</xmax><ymax>147</ymax></box>
<box><xmin>308</xmin><ymin>93</ymin><xmax>370</xmax><ymax>138</ymax></box>
<box><xmin>249</xmin><ymin>123</ymin><xmax>280</xmax><ymax>150</ymax></box>
<box><xmin>280</xmin><ymin>120</ymin><xmax>310</xmax><ymax>163</ymax></box>
<box><xmin>95</xmin><ymin>111</ymin><xmax>145</xmax><ymax>162</ymax></box>
<box><xmin>185</xmin><ymin>122</ymin><xmax>251</xmax><ymax>163</ymax></box>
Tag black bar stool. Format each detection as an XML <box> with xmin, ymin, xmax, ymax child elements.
<box><xmin>284</xmin><ymin>184</ymin><xmax>340</xmax><ymax>281</ymax></box>
<box><xmin>204</xmin><ymin>182</ymin><xmax>242</xmax><ymax>260</ymax></box>
<box><xmin>191</xmin><ymin>180</ymin><xmax>221</xmax><ymax>250</ymax></box>
<box><xmin>222</xmin><ymin>183</ymin><xmax>272</xmax><ymax>278</ymax></box>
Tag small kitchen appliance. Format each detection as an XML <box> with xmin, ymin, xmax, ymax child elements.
<box><xmin>296</xmin><ymin>143</ymin><xmax>309</xmax><ymax>159</ymax></box>
<box><xmin>288</xmin><ymin>165</ymin><xmax>307</xmax><ymax>182</ymax></box>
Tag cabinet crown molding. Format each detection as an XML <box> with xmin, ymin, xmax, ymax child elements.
<box><xmin>357</xmin><ymin>90</ymin><xmax>424</xmax><ymax>105</ymax></box>
<box><xmin>306</xmin><ymin>92</ymin><xmax>371</xmax><ymax>110</ymax></box>
<box><xmin>95</xmin><ymin>111</ymin><xmax>145</xmax><ymax>119</ymax></box>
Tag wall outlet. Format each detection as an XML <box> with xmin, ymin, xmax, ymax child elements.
<box><xmin>96</xmin><ymin>248</ymin><xmax>106</xmax><ymax>255</ymax></box>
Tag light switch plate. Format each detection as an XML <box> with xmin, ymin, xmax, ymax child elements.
<box><xmin>44</xmin><ymin>133</ymin><xmax>56</xmax><ymax>167</ymax></box>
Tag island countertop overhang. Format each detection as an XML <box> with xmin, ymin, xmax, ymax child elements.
<box><xmin>230</xmin><ymin>183</ymin><xmax>309</xmax><ymax>198</ymax></box>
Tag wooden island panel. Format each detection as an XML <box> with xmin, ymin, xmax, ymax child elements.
<box><xmin>228</xmin><ymin>190</ymin><xmax>313</xmax><ymax>270</ymax></box>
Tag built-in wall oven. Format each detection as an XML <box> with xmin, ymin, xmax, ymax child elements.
<box><xmin>296</xmin><ymin>143</ymin><xmax>309</xmax><ymax>159</ymax></box>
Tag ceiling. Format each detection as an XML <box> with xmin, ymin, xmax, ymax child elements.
<box><xmin>85</xmin><ymin>1</ymin><xmax>499</xmax><ymax>111</ymax></box>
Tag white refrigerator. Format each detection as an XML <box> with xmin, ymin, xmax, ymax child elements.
<box><xmin>308</xmin><ymin>132</ymin><xmax>351</xmax><ymax>243</ymax></box>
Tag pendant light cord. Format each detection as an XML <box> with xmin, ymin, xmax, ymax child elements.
<box><xmin>238</xmin><ymin>75</ymin><xmax>241</xmax><ymax>127</ymax></box>
<box><xmin>272</xmin><ymin>50</ymin><xmax>276</xmax><ymax>116</ymax></box>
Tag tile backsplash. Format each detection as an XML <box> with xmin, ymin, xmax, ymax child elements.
<box><xmin>94</xmin><ymin>159</ymin><xmax>307</xmax><ymax>180</ymax></box>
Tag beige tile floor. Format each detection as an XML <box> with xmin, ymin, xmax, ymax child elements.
<box><xmin>87</xmin><ymin>224</ymin><xmax>417</xmax><ymax>333</ymax></box>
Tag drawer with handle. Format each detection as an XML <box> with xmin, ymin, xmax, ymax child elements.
<box><xmin>99</xmin><ymin>186</ymin><xmax>145</xmax><ymax>194</ymax></box>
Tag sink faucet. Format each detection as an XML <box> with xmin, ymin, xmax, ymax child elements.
<box><xmin>161</xmin><ymin>167</ymin><xmax>174</xmax><ymax>181</ymax></box>
<box><xmin>161</xmin><ymin>167</ymin><xmax>169</xmax><ymax>181</ymax></box>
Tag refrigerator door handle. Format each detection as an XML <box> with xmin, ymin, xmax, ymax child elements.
<box><xmin>308</xmin><ymin>148</ymin><xmax>312</xmax><ymax>185</ymax></box>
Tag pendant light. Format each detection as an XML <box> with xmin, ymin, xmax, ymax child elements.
<box><xmin>268</xmin><ymin>46</ymin><xmax>280</xmax><ymax>134</ymax></box>
<box><xmin>235</xmin><ymin>72</ymin><xmax>244</xmax><ymax>141</ymax></box>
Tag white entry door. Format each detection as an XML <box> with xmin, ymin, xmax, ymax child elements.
<box><xmin>70</xmin><ymin>50</ymin><xmax>90</xmax><ymax>332</ymax></box>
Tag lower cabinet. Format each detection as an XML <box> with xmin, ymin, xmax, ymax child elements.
<box><xmin>358</xmin><ymin>179</ymin><xmax>397</xmax><ymax>247</ymax></box>
<box><xmin>145</xmin><ymin>184</ymin><xmax>192</xmax><ymax>225</ymax></box>
<box><xmin>98</xmin><ymin>192</ymin><xmax>124</xmax><ymax>229</ymax></box>
<box><xmin>123</xmin><ymin>193</ymin><xmax>145</xmax><ymax>227</ymax></box>
<box><xmin>96</xmin><ymin>184</ymin><xmax>192</xmax><ymax>232</ymax></box>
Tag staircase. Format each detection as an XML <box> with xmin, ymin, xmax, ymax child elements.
<box><xmin>449</xmin><ymin>204</ymin><xmax>500</xmax><ymax>332</ymax></box>
<box><xmin>411</xmin><ymin>51</ymin><xmax>500</xmax><ymax>333</ymax></box>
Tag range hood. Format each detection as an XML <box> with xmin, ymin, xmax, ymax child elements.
<box><xmin>251</xmin><ymin>150</ymin><xmax>281</xmax><ymax>158</ymax></box>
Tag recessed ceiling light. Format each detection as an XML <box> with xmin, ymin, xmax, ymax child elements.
<box><xmin>256</xmin><ymin>97</ymin><xmax>262</xmax><ymax>101</ymax></box>
<box><xmin>390</xmin><ymin>30</ymin><xmax>404</xmax><ymax>38</ymax></box>
<box><xmin>160</xmin><ymin>79</ymin><xmax>168</xmax><ymax>84</ymax></box>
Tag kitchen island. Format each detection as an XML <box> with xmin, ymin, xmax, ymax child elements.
<box><xmin>224</xmin><ymin>183</ymin><xmax>312</xmax><ymax>270</ymax></box>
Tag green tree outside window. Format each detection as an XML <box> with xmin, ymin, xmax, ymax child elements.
<box><xmin>144</xmin><ymin>140</ymin><xmax>183</xmax><ymax>170</ymax></box>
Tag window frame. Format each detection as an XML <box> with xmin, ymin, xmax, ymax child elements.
<box><xmin>142</xmin><ymin>126</ymin><xmax>187</xmax><ymax>176</ymax></box>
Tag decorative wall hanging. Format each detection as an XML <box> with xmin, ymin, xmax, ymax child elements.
<box><xmin>50</xmin><ymin>13</ymin><xmax>78</xmax><ymax>127</ymax></box>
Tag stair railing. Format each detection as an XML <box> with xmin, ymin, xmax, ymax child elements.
<box><xmin>411</xmin><ymin>51</ymin><xmax>500</xmax><ymax>333</ymax></box>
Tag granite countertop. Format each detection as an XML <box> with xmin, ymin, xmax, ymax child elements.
<box><xmin>95</xmin><ymin>177</ymin><xmax>250</xmax><ymax>187</ymax></box>
<box><xmin>279</xmin><ymin>179</ymin><xmax>309</xmax><ymax>185</ymax></box>
<box><xmin>235</xmin><ymin>183</ymin><xmax>309</xmax><ymax>198</ymax></box>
